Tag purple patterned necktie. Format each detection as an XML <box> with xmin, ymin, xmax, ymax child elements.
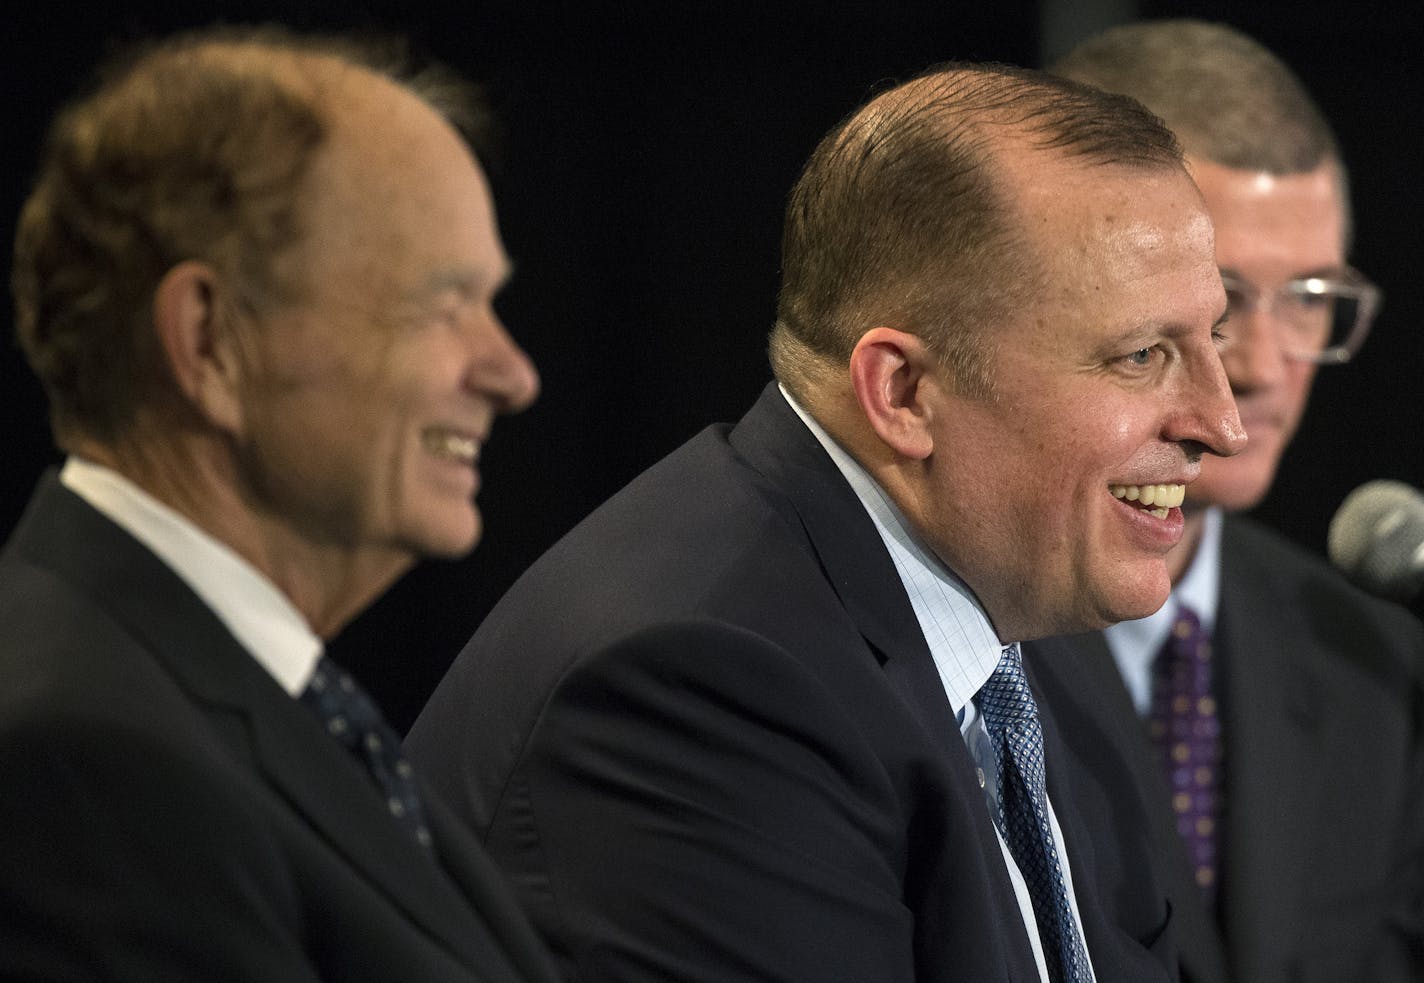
<box><xmin>1147</xmin><ymin>605</ymin><xmax>1222</xmax><ymax>902</ymax></box>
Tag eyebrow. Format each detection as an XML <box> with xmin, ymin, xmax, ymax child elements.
<box><xmin>1219</xmin><ymin>264</ymin><xmax>1347</xmax><ymax>282</ymax></box>
<box><xmin>408</xmin><ymin>261</ymin><xmax>515</xmax><ymax>304</ymax></box>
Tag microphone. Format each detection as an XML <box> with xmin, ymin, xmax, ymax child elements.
<box><xmin>1327</xmin><ymin>480</ymin><xmax>1424</xmax><ymax>602</ymax></box>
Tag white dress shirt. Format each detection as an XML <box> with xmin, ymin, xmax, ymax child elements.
<box><xmin>61</xmin><ymin>457</ymin><xmax>323</xmax><ymax>696</ymax></box>
<box><xmin>781</xmin><ymin>386</ymin><xmax>1097</xmax><ymax>983</ymax></box>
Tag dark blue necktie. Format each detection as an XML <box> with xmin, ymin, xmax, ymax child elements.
<box><xmin>976</xmin><ymin>643</ymin><xmax>1093</xmax><ymax>983</ymax></box>
<box><xmin>300</xmin><ymin>656</ymin><xmax>433</xmax><ymax>851</ymax></box>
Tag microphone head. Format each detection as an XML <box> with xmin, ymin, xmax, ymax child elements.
<box><xmin>1328</xmin><ymin>480</ymin><xmax>1424</xmax><ymax>601</ymax></box>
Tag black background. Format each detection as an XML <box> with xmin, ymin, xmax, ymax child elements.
<box><xmin>4</xmin><ymin>1</ymin><xmax>1421</xmax><ymax>731</ymax></box>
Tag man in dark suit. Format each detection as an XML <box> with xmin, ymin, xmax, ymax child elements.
<box><xmin>409</xmin><ymin>63</ymin><xmax>1247</xmax><ymax>982</ymax></box>
<box><xmin>0</xmin><ymin>28</ymin><xmax>557</xmax><ymax>982</ymax></box>
<box><xmin>1025</xmin><ymin>21</ymin><xmax>1424</xmax><ymax>983</ymax></box>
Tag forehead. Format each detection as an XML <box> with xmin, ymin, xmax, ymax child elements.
<box><xmin>1188</xmin><ymin>158</ymin><xmax>1347</xmax><ymax>271</ymax></box>
<box><xmin>983</xmin><ymin>156</ymin><xmax>1221</xmax><ymax>364</ymax></box>
<box><xmin>1017</xmin><ymin>157</ymin><xmax>1214</xmax><ymax>290</ymax></box>
<box><xmin>292</xmin><ymin>69</ymin><xmax>507</xmax><ymax>299</ymax></box>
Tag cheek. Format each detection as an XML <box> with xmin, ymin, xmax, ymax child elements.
<box><xmin>1043</xmin><ymin>406</ymin><xmax>1136</xmax><ymax>477</ymax></box>
<box><xmin>1281</xmin><ymin>366</ymin><xmax>1318</xmax><ymax>431</ymax></box>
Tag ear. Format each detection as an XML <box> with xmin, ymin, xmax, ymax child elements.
<box><xmin>152</xmin><ymin>261</ymin><xmax>246</xmax><ymax>435</ymax></box>
<box><xmin>847</xmin><ymin>326</ymin><xmax>938</xmax><ymax>460</ymax></box>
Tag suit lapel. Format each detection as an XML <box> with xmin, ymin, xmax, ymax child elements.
<box><xmin>1033</xmin><ymin>655</ymin><xmax>1167</xmax><ymax>983</ymax></box>
<box><xmin>422</xmin><ymin>789</ymin><xmax>555</xmax><ymax>977</ymax></box>
<box><xmin>730</xmin><ymin>385</ymin><xmax>1041</xmax><ymax>981</ymax></box>
<box><xmin>728</xmin><ymin>385</ymin><xmax>965</xmax><ymax>748</ymax></box>
<box><xmin>9</xmin><ymin>474</ymin><xmax>511</xmax><ymax>976</ymax></box>
<box><xmin>240</xmin><ymin>679</ymin><xmax>513</xmax><ymax>968</ymax></box>
<box><xmin>1215</xmin><ymin>518</ymin><xmax>1319</xmax><ymax>981</ymax></box>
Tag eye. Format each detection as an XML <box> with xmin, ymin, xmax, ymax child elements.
<box><xmin>1284</xmin><ymin>278</ymin><xmax>1334</xmax><ymax>310</ymax></box>
<box><xmin>1110</xmin><ymin>344</ymin><xmax>1167</xmax><ymax>376</ymax></box>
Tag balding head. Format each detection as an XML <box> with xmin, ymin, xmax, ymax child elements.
<box><xmin>768</xmin><ymin>61</ymin><xmax>1184</xmax><ymax>404</ymax></box>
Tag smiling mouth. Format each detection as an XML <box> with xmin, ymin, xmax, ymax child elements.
<box><xmin>1110</xmin><ymin>483</ymin><xmax>1185</xmax><ymax>520</ymax></box>
<box><xmin>423</xmin><ymin>428</ymin><xmax>480</xmax><ymax>466</ymax></box>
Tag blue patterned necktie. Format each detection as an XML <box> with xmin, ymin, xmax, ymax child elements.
<box><xmin>300</xmin><ymin>656</ymin><xmax>434</xmax><ymax>851</ymax></box>
<box><xmin>1147</xmin><ymin>605</ymin><xmax>1221</xmax><ymax>903</ymax></box>
<box><xmin>976</xmin><ymin>643</ymin><xmax>1093</xmax><ymax>983</ymax></box>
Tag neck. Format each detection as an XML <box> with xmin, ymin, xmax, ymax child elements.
<box><xmin>74</xmin><ymin>430</ymin><xmax>410</xmax><ymax>639</ymax></box>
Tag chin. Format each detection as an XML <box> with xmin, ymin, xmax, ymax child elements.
<box><xmin>1195</xmin><ymin>448</ymin><xmax>1285</xmax><ymax>513</ymax></box>
<box><xmin>1102</xmin><ymin>572</ymin><xmax>1172</xmax><ymax>625</ymax></box>
<box><xmin>410</xmin><ymin>511</ymin><xmax>483</xmax><ymax>560</ymax></box>
<box><xmin>1192</xmin><ymin>474</ymin><xmax>1275</xmax><ymax>513</ymax></box>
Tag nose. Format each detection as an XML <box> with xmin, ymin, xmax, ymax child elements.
<box><xmin>1174</xmin><ymin>344</ymin><xmax>1248</xmax><ymax>460</ymax></box>
<box><xmin>466</xmin><ymin>314</ymin><xmax>540</xmax><ymax>414</ymax></box>
<box><xmin>1220</xmin><ymin>304</ymin><xmax>1288</xmax><ymax>394</ymax></box>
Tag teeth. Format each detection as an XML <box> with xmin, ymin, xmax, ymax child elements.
<box><xmin>1110</xmin><ymin>483</ymin><xmax>1185</xmax><ymax>510</ymax></box>
<box><xmin>423</xmin><ymin>429</ymin><xmax>479</xmax><ymax>465</ymax></box>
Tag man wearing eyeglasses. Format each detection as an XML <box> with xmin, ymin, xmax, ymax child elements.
<box><xmin>1024</xmin><ymin>20</ymin><xmax>1424</xmax><ymax>983</ymax></box>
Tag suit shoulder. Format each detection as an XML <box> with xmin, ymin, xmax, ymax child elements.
<box><xmin>1224</xmin><ymin>515</ymin><xmax>1424</xmax><ymax>644</ymax></box>
<box><xmin>1221</xmin><ymin>515</ymin><xmax>1424</xmax><ymax>716</ymax></box>
<box><xmin>0</xmin><ymin>556</ymin><xmax>168</xmax><ymax>712</ymax></box>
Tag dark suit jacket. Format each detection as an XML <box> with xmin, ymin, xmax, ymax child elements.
<box><xmin>1025</xmin><ymin>515</ymin><xmax>1424</xmax><ymax>983</ymax></box>
<box><xmin>0</xmin><ymin>472</ymin><xmax>557</xmax><ymax>983</ymax></box>
<box><xmin>409</xmin><ymin>383</ymin><xmax>1176</xmax><ymax>983</ymax></box>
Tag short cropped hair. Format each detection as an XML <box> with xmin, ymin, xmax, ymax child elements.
<box><xmin>11</xmin><ymin>25</ymin><xmax>488</xmax><ymax>448</ymax></box>
<box><xmin>769</xmin><ymin>61</ymin><xmax>1183</xmax><ymax>400</ymax></box>
<box><xmin>1052</xmin><ymin>19</ymin><xmax>1339</xmax><ymax>175</ymax></box>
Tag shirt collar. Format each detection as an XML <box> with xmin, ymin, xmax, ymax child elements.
<box><xmin>778</xmin><ymin>385</ymin><xmax>1003</xmax><ymax>715</ymax></box>
<box><xmin>60</xmin><ymin>456</ymin><xmax>323</xmax><ymax>696</ymax></box>
<box><xmin>1104</xmin><ymin>505</ymin><xmax>1223</xmax><ymax>714</ymax></box>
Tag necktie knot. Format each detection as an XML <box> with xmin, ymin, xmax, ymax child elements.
<box><xmin>977</xmin><ymin>643</ymin><xmax>1039</xmax><ymax>730</ymax></box>
<box><xmin>304</xmin><ymin>660</ymin><xmax>384</xmax><ymax>747</ymax></box>
<box><xmin>301</xmin><ymin>657</ymin><xmax>433</xmax><ymax>851</ymax></box>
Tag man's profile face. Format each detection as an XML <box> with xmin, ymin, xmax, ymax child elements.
<box><xmin>1185</xmin><ymin>158</ymin><xmax>1347</xmax><ymax>512</ymax></box>
<box><xmin>915</xmin><ymin>160</ymin><xmax>1244</xmax><ymax>641</ymax></box>
<box><xmin>234</xmin><ymin>74</ymin><xmax>539</xmax><ymax>565</ymax></box>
